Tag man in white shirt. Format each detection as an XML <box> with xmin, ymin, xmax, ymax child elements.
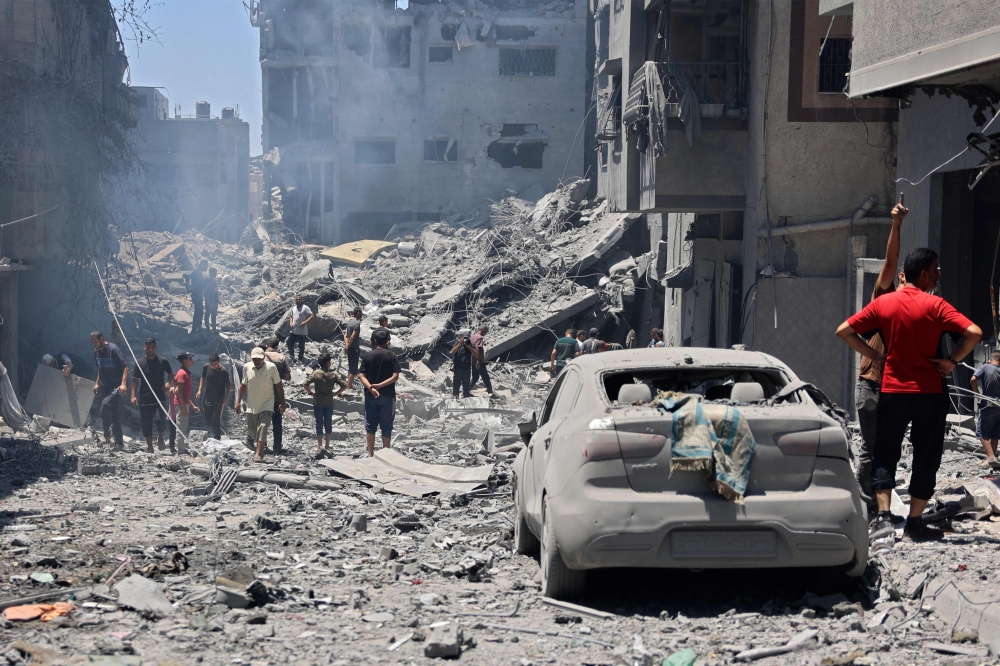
<box><xmin>287</xmin><ymin>294</ymin><xmax>315</xmax><ymax>363</ymax></box>
<box><xmin>236</xmin><ymin>347</ymin><xmax>286</xmax><ymax>462</ymax></box>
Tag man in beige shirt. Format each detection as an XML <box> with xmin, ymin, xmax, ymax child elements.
<box><xmin>236</xmin><ymin>347</ymin><xmax>285</xmax><ymax>462</ymax></box>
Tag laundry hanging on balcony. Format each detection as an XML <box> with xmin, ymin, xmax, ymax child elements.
<box><xmin>678</xmin><ymin>81</ymin><xmax>702</xmax><ymax>148</ymax></box>
<box><xmin>623</xmin><ymin>61</ymin><xmax>669</xmax><ymax>156</ymax></box>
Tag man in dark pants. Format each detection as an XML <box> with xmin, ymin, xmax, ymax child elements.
<box><xmin>344</xmin><ymin>306</ymin><xmax>363</xmax><ymax>391</ymax></box>
<box><xmin>837</xmin><ymin>248</ymin><xmax>982</xmax><ymax>543</ymax></box>
<box><xmin>197</xmin><ymin>353</ymin><xmax>232</xmax><ymax>440</ymax></box>
<box><xmin>287</xmin><ymin>294</ymin><xmax>315</xmax><ymax>363</ymax></box>
<box><xmin>854</xmin><ymin>200</ymin><xmax>907</xmax><ymax>514</ymax></box>
<box><xmin>360</xmin><ymin>329</ymin><xmax>400</xmax><ymax>456</ymax></box>
<box><xmin>131</xmin><ymin>338</ymin><xmax>171</xmax><ymax>453</ymax></box>
<box><xmin>91</xmin><ymin>331</ymin><xmax>129</xmax><ymax>450</ymax></box>
<box><xmin>450</xmin><ymin>331</ymin><xmax>478</xmax><ymax>399</ymax></box>
<box><xmin>263</xmin><ymin>338</ymin><xmax>291</xmax><ymax>452</ymax></box>
<box><xmin>186</xmin><ymin>260</ymin><xmax>207</xmax><ymax>333</ymax></box>
<box><xmin>469</xmin><ymin>326</ymin><xmax>493</xmax><ymax>395</ymax></box>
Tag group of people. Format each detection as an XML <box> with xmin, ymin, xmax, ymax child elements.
<box><xmin>548</xmin><ymin>326</ymin><xmax>642</xmax><ymax>375</ymax></box>
<box><xmin>185</xmin><ymin>261</ymin><xmax>221</xmax><ymax>333</ymax></box>
<box><xmin>836</xmin><ymin>201</ymin><xmax>984</xmax><ymax>544</ymax></box>
<box><xmin>450</xmin><ymin>326</ymin><xmax>491</xmax><ymax>399</ymax></box>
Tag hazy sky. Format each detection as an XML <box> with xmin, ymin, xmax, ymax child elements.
<box><xmin>124</xmin><ymin>1</ymin><xmax>263</xmax><ymax>155</ymax></box>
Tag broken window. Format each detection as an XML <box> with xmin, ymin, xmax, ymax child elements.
<box><xmin>429</xmin><ymin>46</ymin><xmax>453</xmax><ymax>62</ymax></box>
<box><xmin>499</xmin><ymin>48</ymin><xmax>556</xmax><ymax>76</ymax></box>
<box><xmin>500</xmin><ymin>123</ymin><xmax>538</xmax><ymax>137</ymax></box>
<box><xmin>343</xmin><ymin>24</ymin><xmax>371</xmax><ymax>58</ymax></box>
<box><xmin>355</xmin><ymin>140</ymin><xmax>396</xmax><ymax>165</ymax></box>
<box><xmin>440</xmin><ymin>24</ymin><xmax>458</xmax><ymax>41</ymax></box>
<box><xmin>487</xmin><ymin>133</ymin><xmax>545</xmax><ymax>169</ymax></box>
<box><xmin>424</xmin><ymin>139</ymin><xmax>457</xmax><ymax>162</ymax></box>
<box><xmin>818</xmin><ymin>37</ymin><xmax>851</xmax><ymax>93</ymax></box>
<box><xmin>376</xmin><ymin>26</ymin><xmax>411</xmax><ymax>68</ymax></box>
<box><xmin>494</xmin><ymin>25</ymin><xmax>535</xmax><ymax>41</ymax></box>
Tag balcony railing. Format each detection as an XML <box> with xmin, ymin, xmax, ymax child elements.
<box><xmin>658</xmin><ymin>61</ymin><xmax>746</xmax><ymax>116</ymax></box>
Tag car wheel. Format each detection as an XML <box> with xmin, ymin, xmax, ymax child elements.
<box><xmin>540</xmin><ymin>497</ymin><xmax>585</xmax><ymax>600</ymax></box>
<box><xmin>514</xmin><ymin>501</ymin><xmax>540</xmax><ymax>555</ymax></box>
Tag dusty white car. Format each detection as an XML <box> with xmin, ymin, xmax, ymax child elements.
<box><xmin>512</xmin><ymin>348</ymin><xmax>868</xmax><ymax>600</ymax></box>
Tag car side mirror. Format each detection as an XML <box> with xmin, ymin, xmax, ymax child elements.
<box><xmin>518</xmin><ymin>411</ymin><xmax>538</xmax><ymax>444</ymax></box>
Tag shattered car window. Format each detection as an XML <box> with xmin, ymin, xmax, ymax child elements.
<box><xmin>602</xmin><ymin>367</ymin><xmax>792</xmax><ymax>403</ymax></box>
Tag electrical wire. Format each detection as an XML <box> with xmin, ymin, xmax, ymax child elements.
<box><xmin>0</xmin><ymin>204</ymin><xmax>63</xmax><ymax>229</ymax></box>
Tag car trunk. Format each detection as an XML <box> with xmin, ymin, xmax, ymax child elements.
<box><xmin>612</xmin><ymin>404</ymin><xmax>821</xmax><ymax>494</ymax></box>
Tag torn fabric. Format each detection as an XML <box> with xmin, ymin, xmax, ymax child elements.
<box><xmin>678</xmin><ymin>82</ymin><xmax>702</xmax><ymax>148</ymax></box>
<box><xmin>643</xmin><ymin>61</ymin><xmax>669</xmax><ymax>156</ymax></box>
<box><xmin>653</xmin><ymin>391</ymin><xmax>756</xmax><ymax>503</ymax></box>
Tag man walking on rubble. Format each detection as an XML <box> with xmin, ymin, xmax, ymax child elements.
<box><xmin>263</xmin><ymin>337</ymin><xmax>292</xmax><ymax>453</ymax></box>
<box><xmin>186</xmin><ymin>260</ymin><xmax>208</xmax><ymax>334</ymax></box>
<box><xmin>837</xmin><ymin>247</ymin><xmax>982</xmax><ymax>542</ymax></box>
<box><xmin>550</xmin><ymin>329</ymin><xmax>578</xmax><ymax>376</ymax></box>
<box><xmin>287</xmin><ymin>294</ymin><xmax>315</xmax><ymax>363</ymax></box>
<box><xmin>204</xmin><ymin>267</ymin><xmax>220</xmax><ymax>332</ymax></box>
<box><xmin>170</xmin><ymin>352</ymin><xmax>200</xmax><ymax>455</ymax></box>
<box><xmin>236</xmin><ymin>347</ymin><xmax>285</xmax><ymax>463</ymax></box>
<box><xmin>91</xmin><ymin>331</ymin><xmax>128</xmax><ymax>450</ymax></box>
<box><xmin>470</xmin><ymin>326</ymin><xmax>493</xmax><ymax>396</ymax></box>
<box><xmin>197</xmin><ymin>353</ymin><xmax>231</xmax><ymax>441</ymax></box>
<box><xmin>581</xmin><ymin>328</ymin><xmax>602</xmax><ymax>354</ymax></box>
<box><xmin>131</xmin><ymin>338</ymin><xmax>171</xmax><ymax>453</ymax></box>
<box><xmin>450</xmin><ymin>330</ymin><xmax>478</xmax><ymax>399</ymax></box>
<box><xmin>971</xmin><ymin>350</ymin><xmax>1000</xmax><ymax>470</ymax></box>
<box><xmin>852</xmin><ymin>200</ymin><xmax>908</xmax><ymax>514</ymax></box>
<box><xmin>344</xmin><ymin>306</ymin><xmax>363</xmax><ymax>391</ymax></box>
<box><xmin>360</xmin><ymin>328</ymin><xmax>400</xmax><ymax>456</ymax></box>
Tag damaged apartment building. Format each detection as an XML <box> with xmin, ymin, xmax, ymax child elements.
<box><xmin>596</xmin><ymin>0</ymin><xmax>901</xmax><ymax>409</ymax></box>
<box><xmin>250</xmin><ymin>0</ymin><xmax>587</xmax><ymax>244</ymax></box>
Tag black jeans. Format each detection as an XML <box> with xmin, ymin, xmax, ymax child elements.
<box><xmin>287</xmin><ymin>334</ymin><xmax>306</xmax><ymax>361</ymax></box>
<box><xmin>205</xmin><ymin>299</ymin><xmax>218</xmax><ymax>330</ymax></box>
<box><xmin>97</xmin><ymin>386</ymin><xmax>123</xmax><ymax>446</ymax></box>
<box><xmin>272</xmin><ymin>409</ymin><xmax>283</xmax><ymax>452</ymax></box>
<box><xmin>854</xmin><ymin>378</ymin><xmax>880</xmax><ymax>508</ymax></box>
<box><xmin>453</xmin><ymin>364</ymin><xmax>472</xmax><ymax>398</ymax></box>
<box><xmin>873</xmin><ymin>392</ymin><xmax>949</xmax><ymax>501</ymax></box>
<box><xmin>471</xmin><ymin>363</ymin><xmax>493</xmax><ymax>394</ymax></box>
<box><xmin>192</xmin><ymin>292</ymin><xmax>204</xmax><ymax>330</ymax></box>
<box><xmin>140</xmin><ymin>402</ymin><xmax>168</xmax><ymax>439</ymax></box>
<box><xmin>204</xmin><ymin>402</ymin><xmax>224</xmax><ymax>440</ymax></box>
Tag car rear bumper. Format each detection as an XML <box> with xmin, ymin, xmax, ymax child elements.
<box><xmin>548</xmin><ymin>458</ymin><xmax>867</xmax><ymax>571</ymax></box>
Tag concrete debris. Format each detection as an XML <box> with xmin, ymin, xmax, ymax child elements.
<box><xmin>113</xmin><ymin>574</ymin><xmax>174</xmax><ymax>617</ymax></box>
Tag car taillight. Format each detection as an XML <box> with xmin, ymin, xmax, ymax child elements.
<box><xmin>617</xmin><ymin>432</ymin><xmax>668</xmax><ymax>458</ymax></box>
<box><xmin>579</xmin><ymin>430</ymin><xmax>622</xmax><ymax>462</ymax></box>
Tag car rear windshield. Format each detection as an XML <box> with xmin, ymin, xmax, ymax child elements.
<box><xmin>603</xmin><ymin>367</ymin><xmax>791</xmax><ymax>403</ymax></box>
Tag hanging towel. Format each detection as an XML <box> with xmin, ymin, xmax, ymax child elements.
<box><xmin>678</xmin><ymin>84</ymin><xmax>702</xmax><ymax>148</ymax></box>
<box><xmin>643</xmin><ymin>61</ymin><xmax>669</xmax><ymax>156</ymax></box>
<box><xmin>653</xmin><ymin>391</ymin><xmax>756</xmax><ymax>503</ymax></box>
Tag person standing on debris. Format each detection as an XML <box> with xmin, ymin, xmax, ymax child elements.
<box><xmin>203</xmin><ymin>267</ymin><xmax>220</xmax><ymax>332</ymax></box>
<box><xmin>470</xmin><ymin>326</ymin><xmax>493</xmax><ymax>396</ymax></box>
<box><xmin>450</xmin><ymin>331</ymin><xmax>478</xmax><ymax>399</ymax></box>
<box><xmin>836</xmin><ymin>248</ymin><xmax>982</xmax><ymax>542</ymax></box>
<box><xmin>360</xmin><ymin>328</ymin><xmax>400</xmax><ymax>456</ymax></box>
<box><xmin>196</xmin><ymin>353</ymin><xmax>231</xmax><ymax>441</ymax></box>
<box><xmin>648</xmin><ymin>328</ymin><xmax>665</xmax><ymax>348</ymax></box>
<box><xmin>236</xmin><ymin>347</ymin><xmax>285</xmax><ymax>463</ymax></box>
<box><xmin>575</xmin><ymin>330</ymin><xmax>587</xmax><ymax>354</ymax></box>
<box><xmin>370</xmin><ymin>315</ymin><xmax>390</xmax><ymax>348</ymax></box>
<box><xmin>344</xmin><ymin>306</ymin><xmax>363</xmax><ymax>391</ymax></box>
<box><xmin>971</xmin><ymin>350</ymin><xmax>1000</xmax><ymax>470</ymax></box>
<box><xmin>131</xmin><ymin>338</ymin><xmax>171</xmax><ymax>453</ymax></box>
<box><xmin>91</xmin><ymin>331</ymin><xmax>128</xmax><ymax>450</ymax></box>
<box><xmin>287</xmin><ymin>294</ymin><xmax>315</xmax><ymax>363</ymax></box>
<box><xmin>42</xmin><ymin>353</ymin><xmax>74</xmax><ymax>376</ymax></box>
<box><xmin>550</xmin><ymin>329</ymin><xmax>578</xmax><ymax>376</ymax></box>
<box><xmin>186</xmin><ymin>260</ymin><xmax>208</xmax><ymax>334</ymax></box>
<box><xmin>853</xmin><ymin>200</ymin><xmax>908</xmax><ymax>513</ymax></box>
<box><xmin>263</xmin><ymin>337</ymin><xmax>292</xmax><ymax>454</ymax></box>
<box><xmin>304</xmin><ymin>352</ymin><xmax>347</xmax><ymax>455</ymax></box>
<box><xmin>169</xmin><ymin>353</ymin><xmax>200</xmax><ymax>455</ymax></box>
<box><xmin>581</xmin><ymin>328</ymin><xmax>602</xmax><ymax>354</ymax></box>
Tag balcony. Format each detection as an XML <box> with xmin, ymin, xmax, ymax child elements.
<box><xmin>660</xmin><ymin>61</ymin><xmax>746</xmax><ymax>118</ymax></box>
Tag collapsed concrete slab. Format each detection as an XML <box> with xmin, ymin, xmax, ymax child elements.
<box><xmin>405</xmin><ymin>313</ymin><xmax>453</xmax><ymax>355</ymax></box>
<box><xmin>23</xmin><ymin>364</ymin><xmax>96</xmax><ymax>428</ymax></box>
<box><xmin>320</xmin><ymin>240</ymin><xmax>397</xmax><ymax>266</ymax></box>
<box><xmin>319</xmin><ymin>449</ymin><xmax>492</xmax><ymax>497</ymax></box>
<box><xmin>485</xmin><ymin>288</ymin><xmax>600</xmax><ymax>361</ymax></box>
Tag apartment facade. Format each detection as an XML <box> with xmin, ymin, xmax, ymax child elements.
<box><xmin>596</xmin><ymin>0</ymin><xmax>898</xmax><ymax>407</ymax></box>
<box><xmin>252</xmin><ymin>0</ymin><xmax>588</xmax><ymax>244</ymax></box>
<box><xmin>131</xmin><ymin>88</ymin><xmax>251</xmax><ymax>242</ymax></box>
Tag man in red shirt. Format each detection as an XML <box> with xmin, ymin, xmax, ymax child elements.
<box><xmin>836</xmin><ymin>248</ymin><xmax>981</xmax><ymax>542</ymax></box>
<box><xmin>169</xmin><ymin>352</ymin><xmax>200</xmax><ymax>455</ymax></box>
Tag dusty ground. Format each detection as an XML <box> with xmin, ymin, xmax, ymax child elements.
<box><xmin>2</xmin><ymin>421</ymin><xmax>1000</xmax><ymax>666</ymax></box>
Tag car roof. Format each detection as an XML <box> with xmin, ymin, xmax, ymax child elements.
<box><xmin>562</xmin><ymin>347</ymin><xmax>789</xmax><ymax>374</ymax></box>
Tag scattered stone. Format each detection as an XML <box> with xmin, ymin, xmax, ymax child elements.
<box><xmin>114</xmin><ymin>574</ymin><xmax>174</xmax><ymax>616</ymax></box>
<box><xmin>362</xmin><ymin>612</ymin><xmax>394</xmax><ymax>623</ymax></box>
<box><xmin>255</xmin><ymin>515</ymin><xmax>282</xmax><ymax>532</ymax></box>
<box><xmin>381</xmin><ymin>547</ymin><xmax>399</xmax><ymax>560</ymax></box>
<box><xmin>424</xmin><ymin>625</ymin><xmax>463</xmax><ymax>658</ymax></box>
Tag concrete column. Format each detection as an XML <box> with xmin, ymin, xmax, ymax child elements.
<box><xmin>846</xmin><ymin>235</ymin><xmax>867</xmax><ymax>416</ymax></box>
<box><xmin>0</xmin><ymin>274</ymin><xmax>20</xmax><ymax>396</ymax></box>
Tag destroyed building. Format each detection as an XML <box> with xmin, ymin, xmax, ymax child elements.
<box><xmin>0</xmin><ymin>0</ymin><xmax>137</xmax><ymax>393</ymax></box>
<box><xmin>595</xmin><ymin>0</ymin><xmax>898</xmax><ymax>407</ymax></box>
<box><xmin>831</xmin><ymin>0</ymin><xmax>1000</xmax><ymax>407</ymax></box>
<box><xmin>251</xmin><ymin>0</ymin><xmax>588</xmax><ymax>244</ymax></box>
<box><xmin>130</xmin><ymin>88</ymin><xmax>252</xmax><ymax>242</ymax></box>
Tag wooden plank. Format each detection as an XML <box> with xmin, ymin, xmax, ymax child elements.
<box><xmin>319</xmin><ymin>240</ymin><xmax>397</xmax><ymax>266</ymax></box>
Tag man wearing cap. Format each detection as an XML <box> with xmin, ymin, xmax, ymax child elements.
<box><xmin>170</xmin><ymin>352</ymin><xmax>200</xmax><ymax>455</ymax></box>
<box><xmin>237</xmin><ymin>347</ymin><xmax>285</xmax><ymax>462</ymax></box>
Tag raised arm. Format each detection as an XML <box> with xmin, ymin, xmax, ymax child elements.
<box><xmin>876</xmin><ymin>202</ymin><xmax>907</xmax><ymax>291</ymax></box>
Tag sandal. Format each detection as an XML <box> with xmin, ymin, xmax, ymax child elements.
<box><xmin>254</xmin><ymin>455</ymin><xmax>264</xmax><ymax>463</ymax></box>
